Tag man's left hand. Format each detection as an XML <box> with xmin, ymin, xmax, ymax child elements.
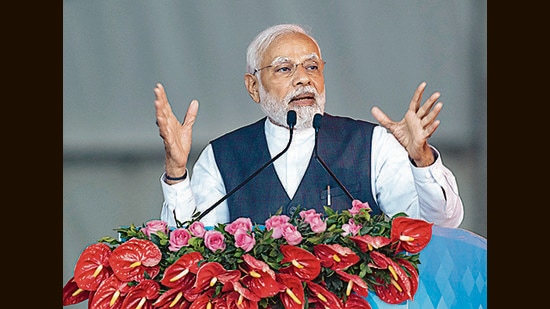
<box><xmin>371</xmin><ymin>81</ymin><xmax>442</xmax><ymax>167</ymax></box>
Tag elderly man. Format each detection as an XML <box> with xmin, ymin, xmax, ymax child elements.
<box><xmin>153</xmin><ymin>24</ymin><xmax>464</xmax><ymax>228</ymax></box>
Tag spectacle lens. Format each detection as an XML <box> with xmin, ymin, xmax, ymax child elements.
<box><xmin>255</xmin><ymin>59</ymin><xmax>325</xmax><ymax>77</ymax></box>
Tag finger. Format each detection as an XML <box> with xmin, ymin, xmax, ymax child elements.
<box><xmin>155</xmin><ymin>83</ymin><xmax>169</xmax><ymax>105</ymax></box>
<box><xmin>420</xmin><ymin>102</ymin><xmax>443</xmax><ymax>129</ymax></box>
<box><xmin>154</xmin><ymin>84</ymin><xmax>177</xmax><ymax>125</ymax></box>
<box><xmin>409</xmin><ymin>81</ymin><xmax>427</xmax><ymax>112</ymax></box>
<box><xmin>417</xmin><ymin>91</ymin><xmax>441</xmax><ymax>118</ymax></box>
<box><xmin>182</xmin><ymin>100</ymin><xmax>199</xmax><ymax>128</ymax></box>
<box><xmin>154</xmin><ymin>84</ymin><xmax>179</xmax><ymax>139</ymax></box>
<box><xmin>424</xmin><ymin>119</ymin><xmax>441</xmax><ymax>139</ymax></box>
<box><xmin>371</xmin><ymin>106</ymin><xmax>394</xmax><ymax>129</ymax></box>
<box><xmin>153</xmin><ymin>83</ymin><xmax>164</xmax><ymax>103</ymax></box>
<box><xmin>154</xmin><ymin>83</ymin><xmax>173</xmax><ymax>113</ymax></box>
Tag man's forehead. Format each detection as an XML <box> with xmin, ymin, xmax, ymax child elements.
<box><xmin>261</xmin><ymin>33</ymin><xmax>320</xmax><ymax>63</ymax></box>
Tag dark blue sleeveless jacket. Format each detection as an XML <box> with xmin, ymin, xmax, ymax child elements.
<box><xmin>210</xmin><ymin>113</ymin><xmax>380</xmax><ymax>223</ymax></box>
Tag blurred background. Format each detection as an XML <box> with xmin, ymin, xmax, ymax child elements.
<box><xmin>63</xmin><ymin>1</ymin><xmax>486</xmax><ymax>306</ymax></box>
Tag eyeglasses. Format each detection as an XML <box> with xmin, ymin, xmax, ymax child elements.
<box><xmin>253</xmin><ymin>58</ymin><xmax>326</xmax><ymax>78</ymax></box>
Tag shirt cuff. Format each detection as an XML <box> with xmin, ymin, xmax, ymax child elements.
<box><xmin>160</xmin><ymin>170</ymin><xmax>195</xmax><ymax>226</ymax></box>
<box><xmin>409</xmin><ymin>147</ymin><xmax>443</xmax><ymax>183</ymax></box>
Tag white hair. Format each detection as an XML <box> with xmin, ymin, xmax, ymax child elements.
<box><xmin>245</xmin><ymin>24</ymin><xmax>322</xmax><ymax>74</ymax></box>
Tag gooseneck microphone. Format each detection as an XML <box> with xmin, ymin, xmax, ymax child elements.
<box><xmin>195</xmin><ymin>110</ymin><xmax>297</xmax><ymax>221</ymax></box>
<box><xmin>312</xmin><ymin>113</ymin><xmax>355</xmax><ymax>202</ymax></box>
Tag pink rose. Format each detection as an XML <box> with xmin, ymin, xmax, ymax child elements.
<box><xmin>299</xmin><ymin>209</ymin><xmax>326</xmax><ymax>233</ymax></box>
<box><xmin>141</xmin><ymin>219</ymin><xmax>168</xmax><ymax>237</ymax></box>
<box><xmin>204</xmin><ymin>230</ymin><xmax>226</xmax><ymax>252</ymax></box>
<box><xmin>299</xmin><ymin>209</ymin><xmax>319</xmax><ymax>224</ymax></box>
<box><xmin>225</xmin><ymin>217</ymin><xmax>253</xmax><ymax>235</ymax></box>
<box><xmin>341</xmin><ymin>219</ymin><xmax>361</xmax><ymax>236</ymax></box>
<box><xmin>281</xmin><ymin>223</ymin><xmax>303</xmax><ymax>245</ymax></box>
<box><xmin>189</xmin><ymin>221</ymin><xmax>206</xmax><ymax>238</ymax></box>
<box><xmin>265</xmin><ymin>215</ymin><xmax>290</xmax><ymax>239</ymax></box>
<box><xmin>308</xmin><ymin>215</ymin><xmax>327</xmax><ymax>233</ymax></box>
<box><xmin>234</xmin><ymin>230</ymin><xmax>256</xmax><ymax>252</ymax></box>
<box><xmin>350</xmin><ymin>199</ymin><xmax>371</xmax><ymax>215</ymax></box>
<box><xmin>168</xmin><ymin>228</ymin><xmax>191</xmax><ymax>252</ymax></box>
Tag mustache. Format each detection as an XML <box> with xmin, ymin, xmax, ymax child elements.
<box><xmin>285</xmin><ymin>86</ymin><xmax>319</xmax><ymax>104</ymax></box>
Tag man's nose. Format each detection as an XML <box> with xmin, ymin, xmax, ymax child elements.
<box><xmin>292</xmin><ymin>65</ymin><xmax>312</xmax><ymax>86</ymax></box>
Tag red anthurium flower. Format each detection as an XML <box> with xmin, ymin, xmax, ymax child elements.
<box><xmin>240</xmin><ymin>254</ymin><xmax>284</xmax><ymax>298</ymax></box>
<box><xmin>182</xmin><ymin>285</ymin><xmax>202</xmax><ymax>303</ymax></box>
<box><xmin>313</xmin><ymin>243</ymin><xmax>359</xmax><ymax>270</ymax></box>
<box><xmin>152</xmin><ymin>285</ymin><xmax>192</xmax><ymax>309</ymax></box>
<box><xmin>89</xmin><ymin>274</ymin><xmax>131</xmax><ymax>309</ymax></box>
<box><xmin>241</xmin><ymin>254</ymin><xmax>275</xmax><ymax>277</ymax></box>
<box><xmin>120</xmin><ymin>279</ymin><xmax>160</xmax><ymax>309</ymax></box>
<box><xmin>62</xmin><ymin>276</ymin><xmax>91</xmax><ymax>306</ymax></box>
<box><xmin>279</xmin><ymin>245</ymin><xmax>321</xmax><ymax>281</ymax></box>
<box><xmin>390</xmin><ymin>217</ymin><xmax>433</xmax><ymax>253</ymax></box>
<box><xmin>369</xmin><ymin>253</ymin><xmax>413</xmax><ymax>304</ymax></box>
<box><xmin>225</xmin><ymin>291</ymin><xmax>256</xmax><ymax>309</ymax></box>
<box><xmin>161</xmin><ymin>251</ymin><xmax>203</xmax><ymax>288</ymax></box>
<box><xmin>191</xmin><ymin>262</ymin><xmax>241</xmax><ymax>294</ymax></box>
<box><xmin>306</xmin><ymin>281</ymin><xmax>343</xmax><ymax>309</ymax></box>
<box><xmin>396</xmin><ymin>258</ymin><xmax>419</xmax><ymax>300</ymax></box>
<box><xmin>212</xmin><ymin>294</ymin><xmax>231</xmax><ymax>309</ymax></box>
<box><xmin>334</xmin><ymin>270</ymin><xmax>369</xmax><ymax>298</ymax></box>
<box><xmin>74</xmin><ymin>242</ymin><xmax>113</xmax><ymax>291</ymax></box>
<box><xmin>109</xmin><ymin>238</ymin><xmax>162</xmax><ymax>282</ymax></box>
<box><xmin>223</xmin><ymin>281</ymin><xmax>260</xmax><ymax>309</ymax></box>
<box><xmin>368</xmin><ymin>251</ymin><xmax>391</xmax><ymax>269</ymax></box>
<box><xmin>343</xmin><ymin>293</ymin><xmax>372</xmax><ymax>309</ymax></box>
<box><xmin>276</xmin><ymin>273</ymin><xmax>305</xmax><ymax>309</ymax></box>
<box><xmin>373</xmin><ymin>275</ymin><xmax>410</xmax><ymax>305</ymax></box>
<box><xmin>368</xmin><ymin>250</ymin><xmax>412</xmax><ymax>300</ymax></box>
<box><xmin>189</xmin><ymin>289</ymin><xmax>215</xmax><ymax>309</ymax></box>
<box><xmin>349</xmin><ymin>234</ymin><xmax>391</xmax><ymax>252</ymax></box>
<box><xmin>211</xmin><ymin>293</ymin><xmax>230</xmax><ymax>309</ymax></box>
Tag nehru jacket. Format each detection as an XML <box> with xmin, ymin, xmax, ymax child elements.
<box><xmin>210</xmin><ymin>114</ymin><xmax>380</xmax><ymax>223</ymax></box>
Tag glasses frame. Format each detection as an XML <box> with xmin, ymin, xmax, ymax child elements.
<box><xmin>253</xmin><ymin>58</ymin><xmax>326</xmax><ymax>77</ymax></box>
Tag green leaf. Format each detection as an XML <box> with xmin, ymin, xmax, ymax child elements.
<box><xmin>97</xmin><ymin>236</ymin><xmax>120</xmax><ymax>245</ymax></box>
<box><xmin>323</xmin><ymin>206</ymin><xmax>336</xmax><ymax>216</ymax></box>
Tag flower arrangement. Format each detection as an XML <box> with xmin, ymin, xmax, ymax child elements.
<box><xmin>63</xmin><ymin>200</ymin><xmax>433</xmax><ymax>309</ymax></box>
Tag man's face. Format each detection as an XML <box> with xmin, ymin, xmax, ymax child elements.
<box><xmin>256</xmin><ymin>32</ymin><xmax>326</xmax><ymax>129</ymax></box>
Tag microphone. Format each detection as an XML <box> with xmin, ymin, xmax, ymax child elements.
<box><xmin>312</xmin><ymin>113</ymin><xmax>355</xmax><ymax>202</ymax></box>
<box><xmin>195</xmin><ymin>110</ymin><xmax>297</xmax><ymax>221</ymax></box>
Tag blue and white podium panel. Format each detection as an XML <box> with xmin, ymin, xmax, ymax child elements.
<box><xmin>366</xmin><ymin>226</ymin><xmax>487</xmax><ymax>309</ymax></box>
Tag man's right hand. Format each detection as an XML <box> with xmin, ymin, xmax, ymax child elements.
<box><xmin>153</xmin><ymin>83</ymin><xmax>199</xmax><ymax>184</ymax></box>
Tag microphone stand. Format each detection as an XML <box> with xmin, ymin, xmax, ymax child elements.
<box><xmin>195</xmin><ymin>110</ymin><xmax>297</xmax><ymax>221</ymax></box>
<box><xmin>312</xmin><ymin>113</ymin><xmax>355</xmax><ymax>201</ymax></box>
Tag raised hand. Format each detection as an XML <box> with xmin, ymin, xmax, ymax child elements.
<box><xmin>154</xmin><ymin>83</ymin><xmax>199</xmax><ymax>183</ymax></box>
<box><xmin>371</xmin><ymin>82</ymin><xmax>442</xmax><ymax>167</ymax></box>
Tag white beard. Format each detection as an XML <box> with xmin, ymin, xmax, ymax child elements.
<box><xmin>258</xmin><ymin>84</ymin><xmax>326</xmax><ymax>129</ymax></box>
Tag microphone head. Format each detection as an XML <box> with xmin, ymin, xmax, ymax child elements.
<box><xmin>287</xmin><ymin>110</ymin><xmax>297</xmax><ymax>129</ymax></box>
<box><xmin>313</xmin><ymin>113</ymin><xmax>323</xmax><ymax>131</ymax></box>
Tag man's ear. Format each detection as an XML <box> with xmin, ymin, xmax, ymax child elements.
<box><xmin>244</xmin><ymin>73</ymin><xmax>260</xmax><ymax>103</ymax></box>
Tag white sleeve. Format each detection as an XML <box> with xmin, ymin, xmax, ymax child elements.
<box><xmin>410</xmin><ymin>148</ymin><xmax>464</xmax><ymax>227</ymax></box>
<box><xmin>159</xmin><ymin>144</ymin><xmax>230</xmax><ymax>227</ymax></box>
<box><xmin>159</xmin><ymin>171</ymin><xmax>196</xmax><ymax>227</ymax></box>
<box><xmin>371</xmin><ymin>126</ymin><xmax>464</xmax><ymax>228</ymax></box>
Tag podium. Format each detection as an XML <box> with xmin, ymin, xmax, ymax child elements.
<box><xmin>366</xmin><ymin>226</ymin><xmax>487</xmax><ymax>308</ymax></box>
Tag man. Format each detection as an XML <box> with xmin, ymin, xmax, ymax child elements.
<box><xmin>154</xmin><ymin>24</ymin><xmax>464</xmax><ymax>228</ymax></box>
